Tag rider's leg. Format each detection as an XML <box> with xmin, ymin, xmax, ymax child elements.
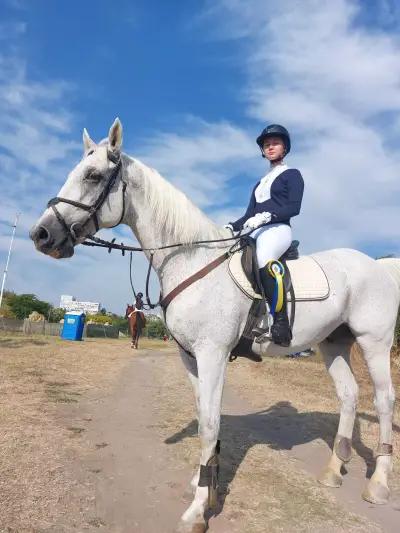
<box><xmin>269</xmin><ymin>271</ymin><xmax>292</xmax><ymax>346</ymax></box>
<box><xmin>251</xmin><ymin>223</ymin><xmax>292</xmax><ymax>345</ymax></box>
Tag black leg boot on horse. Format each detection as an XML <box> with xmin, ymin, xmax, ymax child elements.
<box><xmin>253</xmin><ymin>263</ymin><xmax>292</xmax><ymax>347</ymax></box>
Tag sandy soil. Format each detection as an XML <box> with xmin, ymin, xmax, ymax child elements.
<box><xmin>0</xmin><ymin>335</ymin><xmax>399</xmax><ymax>532</ymax></box>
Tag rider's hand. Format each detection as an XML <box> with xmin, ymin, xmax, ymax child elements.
<box><xmin>244</xmin><ymin>212</ymin><xmax>271</xmax><ymax>230</ymax></box>
<box><xmin>258</xmin><ymin>211</ymin><xmax>272</xmax><ymax>224</ymax></box>
<box><xmin>243</xmin><ymin>215</ymin><xmax>260</xmax><ymax>230</ymax></box>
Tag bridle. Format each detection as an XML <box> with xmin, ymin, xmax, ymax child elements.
<box><xmin>47</xmin><ymin>150</ymin><xmax>126</xmax><ymax>245</ymax></box>
<box><xmin>44</xmin><ymin>148</ymin><xmax>253</xmax><ymax>314</ymax></box>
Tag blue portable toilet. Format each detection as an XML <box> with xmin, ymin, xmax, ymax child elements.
<box><xmin>61</xmin><ymin>312</ymin><xmax>85</xmax><ymax>341</ymax></box>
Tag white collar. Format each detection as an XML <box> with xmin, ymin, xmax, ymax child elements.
<box><xmin>260</xmin><ymin>162</ymin><xmax>288</xmax><ymax>182</ymax></box>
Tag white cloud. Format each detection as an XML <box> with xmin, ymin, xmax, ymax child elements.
<box><xmin>3</xmin><ymin>0</ymin><xmax>400</xmax><ymax>316</ymax></box>
<box><xmin>200</xmin><ymin>0</ymin><xmax>400</xmax><ymax>255</ymax></box>
<box><xmin>136</xmin><ymin>117</ymin><xmax>259</xmax><ymax>209</ymax></box>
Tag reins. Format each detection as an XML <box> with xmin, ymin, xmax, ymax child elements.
<box><xmin>82</xmin><ymin>231</ymin><xmax>247</xmax><ymax>310</ymax></box>
<box><xmin>44</xmin><ymin>148</ymin><xmax>253</xmax><ymax>311</ymax></box>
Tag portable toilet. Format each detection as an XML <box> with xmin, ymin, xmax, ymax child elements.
<box><xmin>61</xmin><ymin>312</ymin><xmax>85</xmax><ymax>341</ymax></box>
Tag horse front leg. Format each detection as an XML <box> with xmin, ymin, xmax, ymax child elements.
<box><xmin>178</xmin><ymin>348</ymin><xmax>201</xmax><ymax>491</ymax></box>
<box><xmin>178</xmin><ymin>344</ymin><xmax>228</xmax><ymax>533</ymax></box>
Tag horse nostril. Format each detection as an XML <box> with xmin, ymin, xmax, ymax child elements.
<box><xmin>37</xmin><ymin>225</ymin><xmax>53</xmax><ymax>246</ymax></box>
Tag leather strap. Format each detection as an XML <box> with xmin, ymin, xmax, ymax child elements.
<box><xmin>198</xmin><ymin>440</ymin><xmax>221</xmax><ymax>488</ymax></box>
<box><xmin>375</xmin><ymin>443</ymin><xmax>393</xmax><ymax>457</ymax></box>
<box><xmin>160</xmin><ymin>252</ymin><xmax>229</xmax><ymax>310</ymax></box>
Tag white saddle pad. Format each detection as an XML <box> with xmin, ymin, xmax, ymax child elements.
<box><xmin>228</xmin><ymin>252</ymin><xmax>330</xmax><ymax>301</ymax></box>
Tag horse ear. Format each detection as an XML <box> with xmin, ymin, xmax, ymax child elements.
<box><xmin>108</xmin><ymin>117</ymin><xmax>123</xmax><ymax>153</ymax></box>
<box><xmin>83</xmin><ymin>128</ymin><xmax>96</xmax><ymax>155</ymax></box>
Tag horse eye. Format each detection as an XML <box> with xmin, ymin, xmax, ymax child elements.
<box><xmin>85</xmin><ymin>171</ymin><xmax>102</xmax><ymax>182</ymax></box>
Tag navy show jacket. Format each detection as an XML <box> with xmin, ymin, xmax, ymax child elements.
<box><xmin>230</xmin><ymin>168</ymin><xmax>304</xmax><ymax>232</ymax></box>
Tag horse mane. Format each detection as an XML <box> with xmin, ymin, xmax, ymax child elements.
<box><xmin>127</xmin><ymin>156</ymin><xmax>225</xmax><ymax>244</ymax></box>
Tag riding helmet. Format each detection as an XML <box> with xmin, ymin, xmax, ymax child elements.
<box><xmin>256</xmin><ymin>124</ymin><xmax>291</xmax><ymax>155</ymax></box>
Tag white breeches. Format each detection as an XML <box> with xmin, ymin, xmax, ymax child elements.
<box><xmin>250</xmin><ymin>223</ymin><xmax>292</xmax><ymax>268</ymax></box>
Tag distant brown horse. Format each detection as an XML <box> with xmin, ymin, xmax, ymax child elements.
<box><xmin>125</xmin><ymin>304</ymin><xmax>146</xmax><ymax>349</ymax></box>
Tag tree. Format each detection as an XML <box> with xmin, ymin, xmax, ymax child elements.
<box><xmin>7</xmin><ymin>293</ymin><xmax>51</xmax><ymax>320</ymax></box>
<box><xmin>48</xmin><ymin>308</ymin><xmax>66</xmax><ymax>323</ymax></box>
<box><xmin>0</xmin><ymin>290</ymin><xmax>16</xmax><ymax>318</ymax></box>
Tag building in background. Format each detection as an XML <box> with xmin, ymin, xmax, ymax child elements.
<box><xmin>60</xmin><ymin>294</ymin><xmax>100</xmax><ymax>314</ymax></box>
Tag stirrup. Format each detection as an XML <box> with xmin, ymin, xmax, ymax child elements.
<box><xmin>254</xmin><ymin>327</ymin><xmax>272</xmax><ymax>344</ymax></box>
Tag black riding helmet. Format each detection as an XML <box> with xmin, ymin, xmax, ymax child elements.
<box><xmin>256</xmin><ymin>124</ymin><xmax>291</xmax><ymax>157</ymax></box>
<box><xmin>136</xmin><ymin>292</ymin><xmax>143</xmax><ymax>298</ymax></box>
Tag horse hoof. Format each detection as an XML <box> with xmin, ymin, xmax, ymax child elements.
<box><xmin>362</xmin><ymin>480</ymin><xmax>390</xmax><ymax>505</ymax></box>
<box><xmin>317</xmin><ymin>468</ymin><xmax>342</xmax><ymax>488</ymax></box>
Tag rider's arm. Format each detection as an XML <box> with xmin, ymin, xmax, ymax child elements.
<box><xmin>229</xmin><ymin>184</ymin><xmax>258</xmax><ymax>231</ymax></box>
<box><xmin>270</xmin><ymin>169</ymin><xmax>304</xmax><ymax>223</ymax></box>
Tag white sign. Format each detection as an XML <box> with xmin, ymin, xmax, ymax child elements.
<box><xmin>64</xmin><ymin>301</ymin><xmax>100</xmax><ymax>314</ymax></box>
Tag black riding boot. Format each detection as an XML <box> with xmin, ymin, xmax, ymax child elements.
<box><xmin>258</xmin><ymin>267</ymin><xmax>292</xmax><ymax>347</ymax></box>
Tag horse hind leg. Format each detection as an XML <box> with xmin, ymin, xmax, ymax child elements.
<box><xmin>356</xmin><ymin>335</ymin><xmax>395</xmax><ymax>504</ymax></box>
<box><xmin>317</xmin><ymin>334</ymin><xmax>358</xmax><ymax>488</ymax></box>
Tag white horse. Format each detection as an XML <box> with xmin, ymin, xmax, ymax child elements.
<box><xmin>30</xmin><ymin>119</ymin><xmax>399</xmax><ymax>533</ymax></box>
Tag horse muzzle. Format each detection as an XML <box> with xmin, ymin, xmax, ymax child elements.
<box><xmin>30</xmin><ymin>222</ymin><xmax>75</xmax><ymax>259</ymax></box>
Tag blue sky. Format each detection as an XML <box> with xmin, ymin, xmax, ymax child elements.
<box><xmin>1</xmin><ymin>0</ymin><xmax>400</xmax><ymax>313</ymax></box>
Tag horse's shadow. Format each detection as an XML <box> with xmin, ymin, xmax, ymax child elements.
<box><xmin>165</xmin><ymin>401</ymin><xmax>400</xmax><ymax>514</ymax></box>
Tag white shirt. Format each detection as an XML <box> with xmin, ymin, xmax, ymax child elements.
<box><xmin>255</xmin><ymin>163</ymin><xmax>288</xmax><ymax>203</ymax></box>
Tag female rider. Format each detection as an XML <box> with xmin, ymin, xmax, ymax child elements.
<box><xmin>225</xmin><ymin>125</ymin><xmax>304</xmax><ymax>346</ymax></box>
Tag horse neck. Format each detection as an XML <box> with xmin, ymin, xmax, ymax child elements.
<box><xmin>121</xmin><ymin>155</ymin><xmax>225</xmax><ymax>291</ymax></box>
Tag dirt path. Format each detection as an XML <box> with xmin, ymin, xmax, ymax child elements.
<box><xmin>82</xmin><ymin>350</ymin><xmax>233</xmax><ymax>533</ymax></box>
<box><xmin>79</xmin><ymin>349</ymin><xmax>399</xmax><ymax>532</ymax></box>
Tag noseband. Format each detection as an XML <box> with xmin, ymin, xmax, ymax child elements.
<box><xmin>47</xmin><ymin>151</ymin><xmax>126</xmax><ymax>244</ymax></box>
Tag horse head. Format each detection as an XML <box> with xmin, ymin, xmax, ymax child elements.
<box><xmin>30</xmin><ymin>118</ymin><xmax>126</xmax><ymax>259</ymax></box>
<box><xmin>125</xmin><ymin>304</ymin><xmax>134</xmax><ymax>318</ymax></box>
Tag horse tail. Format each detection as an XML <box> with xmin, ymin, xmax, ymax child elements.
<box><xmin>377</xmin><ymin>258</ymin><xmax>400</xmax><ymax>291</ymax></box>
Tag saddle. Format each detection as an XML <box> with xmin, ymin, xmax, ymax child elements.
<box><xmin>240</xmin><ymin>236</ymin><xmax>300</xmax><ymax>297</ymax></box>
<box><xmin>229</xmin><ymin>238</ymin><xmax>330</xmax><ymax>359</ymax></box>
<box><xmin>231</xmin><ymin>236</ymin><xmax>299</xmax><ymax>347</ymax></box>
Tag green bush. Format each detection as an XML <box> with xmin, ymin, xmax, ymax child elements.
<box><xmin>86</xmin><ymin>314</ymin><xmax>113</xmax><ymax>325</ymax></box>
<box><xmin>48</xmin><ymin>308</ymin><xmax>66</xmax><ymax>323</ymax></box>
<box><xmin>7</xmin><ymin>293</ymin><xmax>51</xmax><ymax>320</ymax></box>
<box><xmin>144</xmin><ymin>317</ymin><xmax>168</xmax><ymax>338</ymax></box>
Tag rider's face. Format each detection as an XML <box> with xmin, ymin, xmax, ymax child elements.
<box><xmin>262</xmin><ymin>137</ymin><xmax>285</xmax><ymax>161</ymax></box>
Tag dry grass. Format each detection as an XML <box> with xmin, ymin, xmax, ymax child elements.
<box><xmin>0</xmin><ymin>333</ymin><xmax>171</xmax><ymax>532</ymax></box>
<box><xmin>0</xmin><ymin>332</ymin><xmax>398</xmax><ymax>532</ymax></box>
<box><xmin>227</xmin><ymin>346</ymin><xmax>400</xmax><ymax>470</ymax></box>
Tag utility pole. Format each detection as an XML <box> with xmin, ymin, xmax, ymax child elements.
<box><xmin>0</xmin><ymin>213</ymin><xmax>20</xmax><ymax>310</ymax></box>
